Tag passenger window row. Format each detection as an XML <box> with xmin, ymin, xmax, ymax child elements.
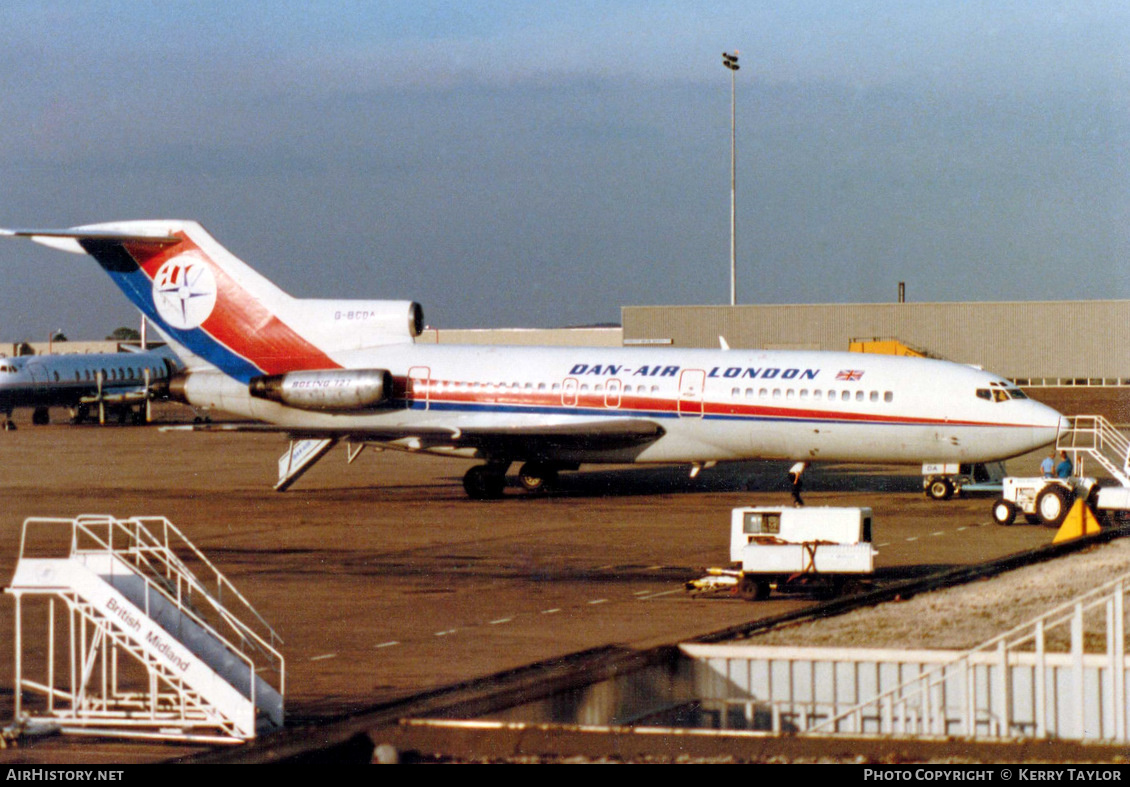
<box><xmin>729</xmin><ymin>387</ymin><xmax>894</xmax><ymax>403</ymax></box>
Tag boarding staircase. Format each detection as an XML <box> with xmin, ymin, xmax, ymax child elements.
<box><xmin>1056</xmin><ymin>415</ymin><xmax>1130</xmax><ymax>487</ymax></box>
<box><xmin>6</xmin><ymin>515</ymin><xmax>284</xmax><ymax>743</ymax></box>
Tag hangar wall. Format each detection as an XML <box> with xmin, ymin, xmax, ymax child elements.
<box><xmin>10</xmin><ymin>301</ymin><xmax>1126</xmax><ymax>383</ymax></box>
<box><xmin>621</xmin><ymin>301</ymin><xmax>1130</xmax><ymax>384</ymax></box>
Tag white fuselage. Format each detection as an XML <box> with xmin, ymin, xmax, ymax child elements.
<box><xmin>178</xmin><ymin>343</ymin><xmax>1064</xmax><ymax>466</ymax></box>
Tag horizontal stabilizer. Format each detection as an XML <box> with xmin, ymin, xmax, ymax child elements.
<box><xmin>1</xmin><ymin>227</ymin><xmax>180</xmax><ymax>255</ymax></box>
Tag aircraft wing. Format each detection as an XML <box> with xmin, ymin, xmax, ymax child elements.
<box><xmin>81</xmin><ymin>390</ymin><xmax>154</xmax><ymax>406</ymax></box>
<box><xmin>455</xmin><ymin>419</ymin><xmax>665</xmax><ymax>453</ymax></box>
<box><xmin>162</xmin><ymin>418</ymin><xmax>666</xmax><ymax>452</ymax></box>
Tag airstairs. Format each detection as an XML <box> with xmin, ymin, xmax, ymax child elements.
<box><xmin>6</xmin><ymin>515</ymin><xmax>284</xmax><ymax>744</ymax></box>
<box><xmin>682</xmin><ymin>572</ymin><xmax>1130</xmax><ymax>742</ymax></box>
<box><xmin>1056</xmin><ymin>415</ymin><xmax>1130</xmax><ymax>487</ymax></box>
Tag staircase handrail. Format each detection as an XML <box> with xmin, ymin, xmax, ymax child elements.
<box><xmin>18</xmin><ymin>516</ymin><xmax>284</xmax><ymax>699</ymax></box>
<box><xmin>1057</xmin><ymin>415</ymin><xmax>1130</xmax><ymax>484</ymax></box>
<box><xmin>1057</xmin><ymin>418</ymin><xmax>1130</xmax><ymax>468</ymax></box>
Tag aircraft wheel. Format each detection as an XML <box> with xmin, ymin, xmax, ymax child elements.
<box><xmin>3</xmin><ymin>420</ymin><xmax>16</xmax><ymax>431</ymax></box>
<box><xmin>31</xmin><ymin>407</ymin><xmax>50</xmax><ymax>426</ymax></box>
<box><xmin>1036</xmin><ymin>486</ymin><xmax>1072</xmax><ymax>527</ymax></box>
<box><xmin>738</xmin><ymin>576</ymin><xmax>771</xmax><ymax>601</ymax></box>
<box><xmin>463</xmin><ymin>465</ymin><xmax>507</xmax><ymax>500</ymax></box>
<box><xmin>926</xmin><ymin>478</ymin><xmax>954</xmax><ymax>500</ymax></box>
<box><xmin>991</xmin><ymin>498</ymin><xmax>1016</xmax><ymax>526</ymax></box>
<box><xmin>518</xmin><ymin>462</ymin><xmax>559</xmax><ymax>492</ymax></box>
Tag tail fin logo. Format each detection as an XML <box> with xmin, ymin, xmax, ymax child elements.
<box><xmin>152</xmin><ymin>255</ymin><xmax>218</xmax><ymax>330</ymax></box>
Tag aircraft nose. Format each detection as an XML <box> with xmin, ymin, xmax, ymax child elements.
<box><xmin>1057</xmin><ymin>414</ymin><xmax>1072</xmax><ymax>437</ymax></box>
<box><xmin>1031</xmin><ymin>403</ymin><xmax>1069</xmax><ymax>448</ymax></box>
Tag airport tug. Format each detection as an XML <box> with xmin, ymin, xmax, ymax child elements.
<box><xmin>991</xmin><ymin>415</ymin><xmax>1130</xmax><ymax>534</ymax></box>
<box><xmin>687</xmin><ymin>507</ymin><xmax>877</xmax><ymax>601</ymax></box>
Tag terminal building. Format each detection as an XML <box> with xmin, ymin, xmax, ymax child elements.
<box><xmin>621</xmin><ymin>300</ymin><xmax>1129</xmax><ymax>387</ymax></box>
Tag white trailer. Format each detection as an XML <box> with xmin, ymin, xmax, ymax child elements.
<box><xmin>688</xmin><ymin>507</ymin><xmax>876</xmax><ymax>601</ymax></box>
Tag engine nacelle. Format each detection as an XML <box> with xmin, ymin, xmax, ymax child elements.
<box><xmin>167</xmin><ymin>370</ymin><xmax>251</xmax><ymax>414</ymax></box>
<box><xmin>248</xmin><ymin>369</ymin><xmax>394</xmax><ymax>412</ymax></box>
<box><xmin>285</xmin><ymin>299</ymin><xmax>425</xmax><ymax>352</ymax></box>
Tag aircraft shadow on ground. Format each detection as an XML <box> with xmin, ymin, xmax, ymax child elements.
<box><xmin>497</xmin><ymin>461</ymin><xmax>925</xmax><ymax>499</ymax></box>
<box><xmin>294</xmin><ymin>460</ymin><xmax>924</xmax><ymax>499</ymax></box>
<box><xmin>870</xmin><ymin>564</ymin><xmax>960</xmax><ymax>582</ymax></box>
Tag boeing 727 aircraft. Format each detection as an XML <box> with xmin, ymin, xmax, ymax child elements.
<box><xmin>2</xmin><ymin>221</ymin><xmax>1066</xmax><ymax>497</ymax></box>
<box><xmin>0</xmin><ymin>345</ymin><xmax>180</xmax><ymax>429</ymax></box>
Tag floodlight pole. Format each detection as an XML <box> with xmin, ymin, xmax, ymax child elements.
<box><xmin>723</xmin><ymin>51</ymin><xmax>740</xmax><ymax>306</ymax></box>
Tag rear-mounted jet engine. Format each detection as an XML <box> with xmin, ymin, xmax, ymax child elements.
<box><xmin>249</xmin><ymin>369</ymin><xmax>394</xmax><ymax>412</ymax></box>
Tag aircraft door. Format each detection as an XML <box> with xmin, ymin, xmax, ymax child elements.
<box><xmin>561</xmin><ymin>377</ymin><xmax>579</xmax><ymax>407</ymax></box>
<box><xmin>407</xmin><ymin>366</ymin><xmax>431</xmax><ymax>410</ymax></box>
<box><xmin>678</xmin><ymin>369</ymin><xmax>706</xmax><ymax>417</ymax></box>
<box><xmin>604</xmin><ymin>378</ymin><xmax>622</xmax><ymax>408</ymax></box>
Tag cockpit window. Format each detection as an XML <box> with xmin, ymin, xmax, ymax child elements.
<box><xmin>977</xmin><ymin>386</ymin><xmax>1028</xmax><ymax>402</ymax></box>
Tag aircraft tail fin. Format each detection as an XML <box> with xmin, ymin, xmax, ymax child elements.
<box><xmin>3</xmin><ymin>221</ymin><xmax>423</xmax><ymax>383</ymax></box>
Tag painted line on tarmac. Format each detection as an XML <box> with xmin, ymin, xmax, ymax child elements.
<box><xmin>636</xmin><ymin>588</ymin><xmax>682</xmax><ymax>600</ymax></box>
<box><xmin>380</xmin><ymin>582</ymin><xmax>689</xmax><ymax>655</ymax></box>
<box><xmin>310</xmin><ymin>653</ymin><xmax>337</xmax><ymax>661</ymax></box>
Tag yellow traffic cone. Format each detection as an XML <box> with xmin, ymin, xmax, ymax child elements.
<box><xmin>1053</xmin><ymin>499</ymin><xmax>1103</xmax><ymax>543</ymax></box>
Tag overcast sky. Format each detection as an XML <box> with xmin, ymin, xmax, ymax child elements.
<box><xmin>1</xmin><ymin>1</ymin><xmax>1126</xmax><ymax>340</ymax></box>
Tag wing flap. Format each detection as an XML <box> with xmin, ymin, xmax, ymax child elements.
<box><xmin>80</xmin><ymin>390</ymin><xmax>152</xmax><ymax>405</ymax></box>
<box><xmin>160</xmin><ymin>418</ymin><xmax>665</xmax><ymax>452</ymax></box>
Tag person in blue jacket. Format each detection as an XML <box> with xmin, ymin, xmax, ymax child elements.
<box><xmin>1040</xmin><ymin>452</ymin><xmax>1055</xmax><ymax>478</ymax></box>
<box><xmin>1055</xmin><ymin>451</ymin><xmax>1073</xmax><ymax>479</ymax></box>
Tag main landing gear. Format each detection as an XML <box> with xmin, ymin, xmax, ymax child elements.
<box><xmin>462</xmin><ymin>461</ymin><xmax>572</xmax><ymax>499</ymax></box>
<box><xmin>518</xmin><ymin>462</ymin><xmax>560</xmax><ymax>492</ymax></box>
<box><xmin>463</xmin><ymin>462</ymin><xmax>509</xmax><ymax>500</ymax></box>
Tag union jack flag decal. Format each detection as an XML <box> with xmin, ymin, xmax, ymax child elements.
<box><xmin>836</xmin><ymin>369</ymin><xmax>864</xmax><ymax>381</ymax></box>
